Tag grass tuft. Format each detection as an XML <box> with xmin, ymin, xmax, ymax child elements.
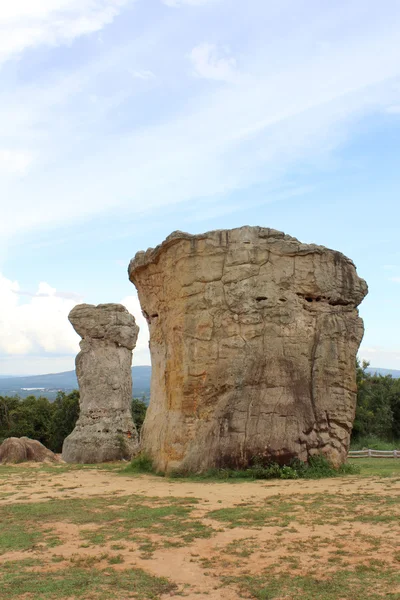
<box><xmin>124</xmin><ymin>453</ymin><xmax>156</xmax><ymax>475</ymax></box>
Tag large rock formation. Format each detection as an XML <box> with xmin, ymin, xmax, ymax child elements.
<box><xmin>129</xmin><ymin>227</ymin><xmax>367</xmax><ymax>472</ymax></box>
<box><xmin>62</xmin><ymin>304</ymin><xmax>139</xmax><ymax>463</ymax></box>
<box><xmin>0</xmin><ymin>437</ymin><xmax>59</xmax><ymax>464</ymax></box>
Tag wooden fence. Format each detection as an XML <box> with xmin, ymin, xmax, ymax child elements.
<box><xmin>348</xmin><ymin>449</ymin><xmax>400</xmax><ymax>458</ymax></box>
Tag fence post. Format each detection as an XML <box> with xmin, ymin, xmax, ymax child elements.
<box><xmin>368</xmin><ymin>449</ymin><xmax>372</xmax><ymax>457</ymax></box>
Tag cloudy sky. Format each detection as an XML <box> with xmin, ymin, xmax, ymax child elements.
<box><xmin>1</xmin><ymin>0</ymin><xmax>400</xmax><ymax>375</ymax></box>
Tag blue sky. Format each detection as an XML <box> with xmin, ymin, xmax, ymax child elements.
<box><xmin>1</xmin><ymin>0</ymin><xmax>400</xmax><ymax>375</ymax></box>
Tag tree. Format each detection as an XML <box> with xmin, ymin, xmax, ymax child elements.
<box><xmin>131</xmin><ymin>397</ymin><xmax>147</xmax><ymax>434</ymax></box>
<box><xmin>353</xmin><ymin>359</ymin><xmax>395</xmax><ymax>441</ymax></box>
<box><xmin>48</xmin><ymin>390</ymin><xmax>80</xmax><ymax>452</ymax></box>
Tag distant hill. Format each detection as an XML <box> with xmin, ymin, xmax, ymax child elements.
<box><xmin>1</xmin><ymin>364</ymin><xmax>398</xmax><ymax>400</ymax></box>
<box><xmin>0</xmin><ymin>366</ymin><xmax>151</xmax><ymax>400</ymax></box>
<box><xmin>366</xmin><ymin>367</ymin><xmax>400</xmax><ymax>378</ymax></box>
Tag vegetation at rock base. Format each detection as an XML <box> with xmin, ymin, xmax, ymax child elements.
<box><xmin>127</xmin><ymin>453</ymin><xmax>360</xmax><ymax>480</ymax></box>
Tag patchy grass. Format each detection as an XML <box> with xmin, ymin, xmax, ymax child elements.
<box><xmin>0</xmin><ymin>493</ymin><xmax>213</xmax><ymax>556</ymax></box>
<box><xmin>207</xmin><ymin>492</ymin><xmax>400</xmax><ymax>529</ymax></box>
<box><xmin>224</xmin><ymin>564</ymin><xmax>400</xmax><ymax>600</ymax></box>
<box><xmin>0</xmin><ymin>519</ymin><xmax>62</xmax><ymax>554</ymax></box>
<box><xmin>0</xmin><ymin>457</ymin><xmax>399</xmax><ymax>599</ymax></box>
<box><xmin>208</xmin><ymin>499</ymin><xmax>298</xmax><ymax>528</ymax></box>
<box><xmin>0</xmin><ymin>561</ymin><xmax>176</xmax><ymax>600</ymax></box>
<box><xmin>0</xmin><ymin>462</ymin><xmax>122</xmax><ymax>479</ymax></box>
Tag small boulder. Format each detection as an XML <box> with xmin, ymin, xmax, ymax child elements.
<box><xmin>0</xmin><ymin>437</ymin><xmax>59</xmax><ymax>464</ymax></box>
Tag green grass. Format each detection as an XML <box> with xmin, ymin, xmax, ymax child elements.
<box><xmin>0</xmin><ymin>493</ymin><xmax>213</xmax><ymax>555</ymax></box>
<box><xmin>349</xmin><ymin>458</ymin><xmax>400</xmax><ymax>477</ymax></box>
<box><xmin>0</xmin><ymin>562</ymin><xmax>176</xmax><ymax>599</ymax></box>
<box><xmin>350</xmin><ymin>436</ymin><xmax>400</xmax><ymax>451</ymax></box>
<box><xmin>224</xmin><ymin>564</ymin><xmax>400</xmax><ymax>600</ymax></box>
<box><xmin>0</xmin><ymin>520</ymin><xmax>62</xmax><ymax>554</ymax></box>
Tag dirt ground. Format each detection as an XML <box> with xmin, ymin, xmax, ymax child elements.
<box><xmin>1</xmin><ymin>464</ymin><xmax>400</xmax><ymax>599</ymax></box>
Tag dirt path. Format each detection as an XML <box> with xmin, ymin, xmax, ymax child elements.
<box><xmin>1</xmin><ymin>467</ymin><xmax>399</xmax><ymax>508</ymax></box>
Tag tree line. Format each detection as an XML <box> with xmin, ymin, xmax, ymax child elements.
<box><xmin>0</xmin><ymin>361</ymin><xmax>399</xmax><ymax>453</ymax></box>
<box><xmin>0</xmin><ymin>392</ymin><xmax>147</xmax><ymax>453</ymax></box>
<box><xmin>353</xmin><ymin>360</ymin><xmax>400</xmax><ymax>443</ymax></box>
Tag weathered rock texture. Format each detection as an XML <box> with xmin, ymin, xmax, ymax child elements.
<box><xmin>62</xmin><ymin>304</ymin><xmax>139</xmax><ymax>463</ymax></box>
<box><xmin>0</xmin><ymin>437</ymin><xmax>59</xmax><ymax>464</ymax></box>
<box><xmin>129</xmin><ymin>227</ymin><xmax>367</xmax><ymax>472</ymax></box>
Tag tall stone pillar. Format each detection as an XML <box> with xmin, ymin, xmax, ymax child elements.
<box><xmin>62</xmin><ymin>303</ymin><xmax>139</xmax><ymax>463</ymax></box>
<box><xmin>129</xmin><ymin>227</ymin><xmax>367</xmax><ymax>473</ymax></box>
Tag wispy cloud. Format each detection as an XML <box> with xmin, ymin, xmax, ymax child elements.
<box><xmin>162</xmin><ymin>0</ymin><xmax>217</xmax><ymax>6</ymax></box>
<box><xmin>13</xmin><ymin>288</ymin><xmax>84</xmax><ymax>301</ymax></box>
<box><xmin>1</xmin><ymin>1</ymin><xmax>400</xmax><ymax>243</ymax></box>
<box><xmin>131</xmin><ymin>69</ymin><xmax>155</xmax><ymax>80</ymax></box>
<box><xmin>386</xmin><ymin>105</ymin><xmax>400</xmax><ymax>114</ymax></box>
<box><xmin>0</xmin><ymin>149</ymin><xmax>33</xmax><ymax>175</ymax></box>
<box><xmin>189</xmin><ymin>43</ymin><xmax>238</xmax><ymax>82</ymax></box>
<box><xmin>359</xmin><ymin>346</ymin><xmax>400</xmax><ymax>369</ymax></box>
<box><xmin>0</xmin><ymin>0</ymin><xmax>133</xmax><ymax>65</ymax></box>
<box><xmin>390</xmin><ymin>276</ymin><xmax>400</xmax><ymax>283</ymax></box>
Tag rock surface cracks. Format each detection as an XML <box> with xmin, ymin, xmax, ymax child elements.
<box><xmin>129</xmin><ymin>226</ymin><xmax>367</xmax><ymax>473</ymax></box>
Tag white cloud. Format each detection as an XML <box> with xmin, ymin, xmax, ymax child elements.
<box><xmin>162</xmin><ymin>0</ymin><xmax>217</xmax><ymax>6</ymax></box>
<box><xmin>0</xmin><ymin>273</ymin><xmax>150</xmax><ymax>374</ymax></box>
<box><xmin>131</xmin><ymin>69</ymin><xmax>155</xmax><ymax>80</ymax></box>
<box><xmin>2</xmin><ymin>2</ymin><xmax>400</xmax><ymax>241</ymax></box>
<box><xmin>390</xmin><ymin>276</ymin><xmax>400</xmax><ymax>283</ymax></box>
<box><xmin>386</xmin><ymin>105</ymin><xmax>400</xmax><ymax>114</ymax></box>
<box><xmin>0</xmin><ymin>274</ymin><xmax>80</xmax><ymax>356</ymax></box>
<box><xmin>190</xmin><ymin>42</ymin><xmax>238</xmax><ymax>82</ymax></box>
<box><xmin>0</xmin><ymin>0</ymin><xmax>132</xmax><ymax>65</ymax></box>
<box><xmin>359</xmin><ymin>346</ymin><xmax>400</xmax><ymax>370</ymax></box>
<box><xmin>0</xmin><ymin>150</ymin><xmax>33</xmax><ymax>175</ymax></box>
<box><xmin>120</xmin><ymin>295</ymin><xmax>150</xmax><ymax>365</ymax></box>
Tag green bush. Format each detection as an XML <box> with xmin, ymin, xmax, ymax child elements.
<box><xmin>126</xmin><ymin>453</ymin><xmax>155</xmax><ymax>474</ymax></box>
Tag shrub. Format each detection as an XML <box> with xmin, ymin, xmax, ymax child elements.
<box><xmin>126</xmin><ymin>453</ymin><xmax>155</xmax><ymax>474</ymax></box>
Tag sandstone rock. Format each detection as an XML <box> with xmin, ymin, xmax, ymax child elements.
<box><xmin>0</xmin><ymin>437</ymin><xmax>58</xmax><ymax>464</ymax></box>
<box><xmin>62</xmin><ymin>304</ymin><xmax>139</xmax><ymax>463</ymax></box>
<box><xmin>129</xmin><ymin>227</ymin><xmax>367</xmax><ymax>472</ymax></box>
